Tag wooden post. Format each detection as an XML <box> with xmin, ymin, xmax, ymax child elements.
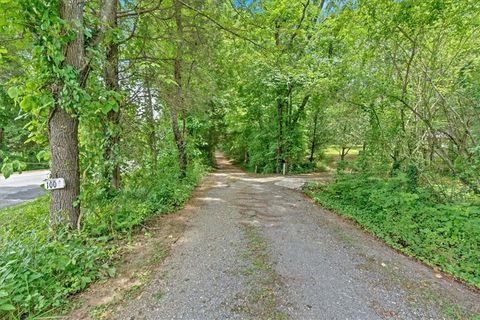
<box><xmin>255</xmin><ymin>165</ymin><xmax>258</xmax><ymax>173</ymax></box>
<box><xmin>282</xmin><ymin>162</ymin><xmax>286</xmax><ymax>175</ymax></box>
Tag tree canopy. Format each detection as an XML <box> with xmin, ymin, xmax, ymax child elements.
<box><xmin>1</xmin><ymin>0</ymin><xmax>478</xmax><ymax>207</ymax></box>
<box><xmin>0</xmin><ymin>0</ymin><xmax>479</xmax><ymax>316</ymax></box>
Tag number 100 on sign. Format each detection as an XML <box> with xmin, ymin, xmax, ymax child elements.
<box><xmin>44</xmin><ymin>178</ymin><xmax>66</xmax><ymax>190</ymax></box>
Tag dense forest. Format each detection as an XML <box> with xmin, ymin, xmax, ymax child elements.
<box><xmin>0</xmin><ymin>0</ymin><xmax>479</xmax><ymax>318</ymax></box>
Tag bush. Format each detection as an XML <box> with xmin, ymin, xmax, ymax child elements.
<box><xmin>0</xmin><ymin>160</ymin><xmax>208</xmax><ymax>319</ymax></box>
<box><xmin>304</xmin><ymin>173</ymin><xmax>480</xmax><ymax>288</ymax></box>
<box><xmin>0</xmin><ymin>198</ymin><xmax>112</xmax><ymax>318</ymax></box>
<box><xmin>82</xmin><ymin>160</ymin><xmax>206</xmax><ymax>237</ymax></box>
<box><xmin>0</xmin><ymin>231</ymin><xmax>112</xmax><ymax>318</ymax></box>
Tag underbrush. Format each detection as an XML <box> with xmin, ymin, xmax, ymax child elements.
<box><xmin>0</xmin><ymin>161</ymin><xmax>207</xmax><ymax>319</ymax></box>
<box><xmin>304</xmin><ymin>173</ymin><xmax>480</xmax><ymax>288</ymax></box>
<box><xmin>81</xmin><ymin>161</ymin><xmax>206</xmax><ymax>237</ymax></box>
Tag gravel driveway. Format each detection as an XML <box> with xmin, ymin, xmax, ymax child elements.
<box><xmin>115</xmin><ymin>155</ymin><xmax>479</xmax><ymax>320</ymax></box>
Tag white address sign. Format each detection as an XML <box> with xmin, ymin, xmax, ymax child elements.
<box><xmin>44</xmin><ymin>178</ymin><xmax>66</xmax><ymax>190</ymax></box>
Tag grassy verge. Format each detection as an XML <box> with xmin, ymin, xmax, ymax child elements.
<box><xmin>304</xmin><ymin>173</ymin><xmax>480</xmax><ymax>288</ymax></box>
<box><xmin>0</xmin><ymin>162</ymin><xmax>207</xmax><ymax>319</ymax></box>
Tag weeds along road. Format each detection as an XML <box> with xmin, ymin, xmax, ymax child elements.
<box><xmin>114</xmin><ymin>155</ymin><xmax>479</xmax><ymax>320</ymax></box>
<box><xmin>0</xmin><ymin>170</ymin><xmax>48</xmax><ymax>209</ymax></box>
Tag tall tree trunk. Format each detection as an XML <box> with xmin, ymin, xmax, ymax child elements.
<box><xmin>172</xmin><ymin>0</ymin><xmax>187</xmax><ymax>178</ymax></box>
<box><xmin>145</xmin><ymin>75</ymin><xmax>158</xmax><ymax>171</ymax></box>
<box><xmin>340</xmin><ymin>147</ymin><xmax>349</xmax><ymax>161</ymax></box>
<box><xmin>274</xmin><ymin>23</ymin><xmax>284</xmax><ymax>174</ymax></box>
<box><xmin>103</xmin><ymin>0</ymin><xmax>121</xmax><ymax>190</ymax></box>
<box><xmin>309</xmin><ymin>109</ymin><xmax>319</xmax><ymax>163</ymax></box>
<box><xmin>48</xmin><ymin>106</ymin><xmax>80</xmax><ymax>228</ymax></box>
<box><xmin>276</xmin><ymin>96</ymin><xmax>284</xmax><ymax>174</ymax></box>
<box><xmin>49</xmin><ymin>0</ymin><xmax>86</xmax><ymax>228</ymax></box>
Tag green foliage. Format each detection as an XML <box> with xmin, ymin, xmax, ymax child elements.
<box><xmin>0</xmin><ymin>1</ymin><xmax>46</xmax><ymax>174</ymax></box>
<box><xmin>305</xmin><ymin>174</ymin><xmax>480</xmax><ymax>288</ymax></box>
<box><xmin>0</xmin><ymin>198</ymin><xmax>110</xmax><ymax>319</ymax></box>
<box><xmin>1</xmin><ymin>0</ymin><xmax>479</xmax><ymax>317</ymax></box>
<box><xmin>0</xmin><ymin>85</ymin><xmax>45</xmax><ymax>174</ymax></box>
<box><xmin>0</xmin><ymin>159</ymin><xmax>26</xmax><ymax>179</ymax></box>
<box><xmin>0</xmin><ymin>230</ymin><xmax>112</xmax><ymax>318</ymax></box>
<box><xmin>82</xmin><ymin>159</ymin><xmax>207</xmax><ymax>237</ymax></box>
<box><xmin>0</xmin><ymin>157</ymin><xmax>207</xmax><ymax>319</ymax></box>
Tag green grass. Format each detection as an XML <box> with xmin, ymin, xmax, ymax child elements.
<box><xmin>0</xmin><ymin>196</ymin><xmax>49</xmax><ymax>241</ymax></box>
<box><xmin>322</xmin><ymin>146</ymin><xmax>361</xmax><ymax>170</ymax></box>
<box><xmin>323</xmin><ymin>146</ymin><xmax>360</xmax><ymax>157</ymax></box>
<box><xmin>304</xmin><ymin>173</ymin><xmax>480</xmax><ymax>288</ymax></box>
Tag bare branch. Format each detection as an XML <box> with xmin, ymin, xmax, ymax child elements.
<box><xmin>177</xmin><ymin>0</ymin><xmax>264</xmax><ymax>49</ymax></box>
<box><xmin>117</xmin><ymin>1</ymin><xmax>163</xmax><ymax>18</ymax></box>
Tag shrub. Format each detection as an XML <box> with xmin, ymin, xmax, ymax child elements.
<box><xmin>0</xmin><ymin>199</ymin><xmax>112</xmax><ymax>318</ymax></box>
<box><xmin>304</xmin><ymin>173</ymin><xmax>480</xmax><ymax>288</ymax></box>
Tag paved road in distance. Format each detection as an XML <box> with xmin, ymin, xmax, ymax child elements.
<box><xmin>0</xmin><ymin>170</ymin><xmax>49</xmax><ymax>209</ymax></box>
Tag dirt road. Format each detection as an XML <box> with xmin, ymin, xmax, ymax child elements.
<box><xmin>115</xmin><ymin>155</ymin><xmax>479</xmax><ymax>319</ymax></box>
